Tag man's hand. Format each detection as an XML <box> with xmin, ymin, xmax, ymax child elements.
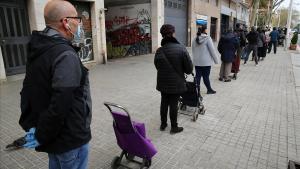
<box><xmin>23</xmin><ymin>128</ymin><xmax>40</xmax><ymax>149</ymax></box>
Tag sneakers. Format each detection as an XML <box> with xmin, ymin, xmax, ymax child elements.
<box><xmin>244</xmin><ymin>62</ymin><xmax>247</xmax><ymax>65</ymax></box>
<box><xmin>207</xmin><ymin>90</ymin><xmax>216</xmax><ymax>94</ymax></box>
<box><xmin>170</xmin><ymin>127</ymin><xmax>184</xmax><ymax>134</ymax></box>
<box><xmin>160</xmin><ymin>124</ymin><xmax>167</xmax><ymax>131</ymax></box>
<box><xmin>255</xmin><ymin>64</ymin><xmax>259</xmax><ymax>67</ymax></box>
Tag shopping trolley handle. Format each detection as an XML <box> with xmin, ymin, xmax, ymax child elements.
<box><xmin>104</xmin><ymin>102</ymin><xmax>131</xmax><ymax>118</ymax></box>
<box><xmin>184</xmin><ymin>73</ymin><xmax>195</xmax><ymax>79</ymax></box>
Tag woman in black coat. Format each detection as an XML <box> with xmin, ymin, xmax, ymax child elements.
<box><xmin>154</xmin><ymin>24</ymin><xmax>193</xmax><ymax>134</ymax></box>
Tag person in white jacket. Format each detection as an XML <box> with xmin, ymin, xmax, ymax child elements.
<box><xmin>192</xmin><ymin>25</ymin><xmax>219</xmax><ymax>94</ymax></box>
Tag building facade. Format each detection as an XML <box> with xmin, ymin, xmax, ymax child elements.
<box><xmin>189</xmin><ymin>0</ymin><xmax>221</xmax><ymax>44</ymax></box>
<box><xmin>0</xmin><ymin>0</ymin><xmax>249</xmax><ymax>81</ymax></box>
<box><xmin>0</xmin><ymin>0</ymin><xmax>106</xmax><ymax>81</ymax></box>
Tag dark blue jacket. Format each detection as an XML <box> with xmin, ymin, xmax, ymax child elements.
<box><xmin>217</xmin><ymin>33</ymin><xmax>239</xmax><ymax>63</ymax></box>
<box><xmin>270</xmin><ymin>30</ymin><xmax>279</xmax><ymax>42</ymax></box>
<box><xmin>19</xmin><ymin>27</ymin><xmax>92</xmax><ymax>154</ymax></box>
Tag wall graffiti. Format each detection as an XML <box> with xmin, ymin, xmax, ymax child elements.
<box><xmin>71</xmin><ymin>1</ymin><xmax>93</xmax><ymax>62</ymax></box>
<box><xmin>105</xmin><ymin>3</ymin><xmax>151</xmax><ymax>59</ymax></box>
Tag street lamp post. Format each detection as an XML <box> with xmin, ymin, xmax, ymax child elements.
<box><xmin>285</xmin><ymin>0</ymin><xmax>294</xmax><ymax>50</ymax></box>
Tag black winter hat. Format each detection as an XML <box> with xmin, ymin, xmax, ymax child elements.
<box><xmin>160</xmin><ymin>24</ymin><xmax>175</xmax><ymax>37</ymax></box>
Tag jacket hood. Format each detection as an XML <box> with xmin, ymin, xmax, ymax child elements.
<box><xmin>196</xmin><ymin>34</ymin><xmax>209</xmax><ymax>44</ymax></box>
<box><xmin>27</xmin><ymin>27</ymin><xmax>72</xmax><ymax>63</ymax></box>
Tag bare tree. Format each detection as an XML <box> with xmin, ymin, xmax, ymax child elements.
<box><xmin>266</xmin><ymin>0</ymin><xmax>285</xmax><ymax>26</ymax></box>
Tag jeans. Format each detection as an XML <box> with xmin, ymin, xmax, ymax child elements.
<box><xmin>160</xmin><ymin>93</ymin><xmax>180</xmax><ymax>128</ymax></box>
<box><xmin>241</xmin><ymin>45</ymin><xmax>248</xmax><ymax>59</ymax></box>
<box><xmin>49</xmin><ymin>143</ymin><xmax>89</xmax><ymax>169</ymax></box>
<box><xmin>195</xmin><ymin>66</ymin><xmax>213</xmax><ymax>92</ymax></box>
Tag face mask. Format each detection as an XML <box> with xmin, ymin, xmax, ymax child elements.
<box><xmin>74</xmin><ymin>25</ymin><xmax>82</xmax><ymax>39</ymax></box>
<box><xmin>67</xmin><ymin>23</ymin><xmax>82</xmax><ymax>40</ymax></box>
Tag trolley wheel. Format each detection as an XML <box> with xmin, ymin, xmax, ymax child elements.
<box><xmin>198</xmin><ymin>107</ymin><xmax>206</xmax><ymax>115</ymax></box>
<box><xmin>181</xmin><ymin>104</ymin><xmax>187</xmax><ymax>111</ymax></box>
<box><xmin>111</xmin><ymin>156</ymin><xmax>120</xmax><ymax>169</ymax></box>
<box><xmin>125</xmin><ymin>153</ymin><xmax>135</xmax><ymax>161</ymax></box>
<box><xmin>192</xmin><ymin>113</ymin><xmax>198</xmax><ymax>122</ymax></box>
<box><xmin>178</xmin><ymin>101</ymin><xmax>182</xmax><ymax>110</ymax></box>
<box><xmin>140</xmin><ymin>159</ymin><xmax>152</xmax><ymax>169</ymax></box>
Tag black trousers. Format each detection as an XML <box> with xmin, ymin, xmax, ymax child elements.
<box><xmin>258</xmin><ymin>47</ymin><xmax>265</xmax><ymax>59</ymax></box>
<box><xmin>268</xmin><ymin>41</ymin><xmax>277</xmax><ymax>54</ymax></box>
<box><xmin>160</xmin><ymin>93</ymin><xmax>180</xmax><ymax>128</ymax></box>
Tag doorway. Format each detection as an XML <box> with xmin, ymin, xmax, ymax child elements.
<box><xmin>0</xmin><ymin>0</ymin><xmax>30</xmax><ymax>75</ymax></box>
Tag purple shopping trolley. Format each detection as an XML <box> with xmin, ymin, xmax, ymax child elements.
<box><xmin>104</xmin><ymin>102</ymin><xmax>157</xmax><ymax>169</ymax></box>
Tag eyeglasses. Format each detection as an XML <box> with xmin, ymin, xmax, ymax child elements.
<box><xmin>65</xmin><ymin>17</ymin><xmax>82</xmax><ymax>23</ymax></box>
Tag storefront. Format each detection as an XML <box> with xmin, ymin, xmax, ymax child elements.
<box><xmin>104</xmin><ymin>1</ymin><xmax>152</xmax><ymax>59</ymax></box>
<box><xmin>0</xmin><ymin>0</ymin><xmax>105</xmax><ymax>81</ymax></box>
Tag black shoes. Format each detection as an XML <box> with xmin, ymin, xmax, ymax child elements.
<box><xmin>224</xmin><ymin>79</ymin><xmax>231</xmax><ymax>82</ymax></box>
<box><xmin>170</xmin><ymin>127</ymin><xmax>184</xmax><ymax>134</ymax></box>
<box><xmin>219</xmin><ymin>77</ymin><xmax>223</xmax><ymax>81</ymax></box>
<box><xmin>207</xmin><ymin>90</ymin><xmax>216</xmax><ymax>94</ymax></box>
<box><xmin>232</xmin><ymin>74</ymin><xmax>237</xmax><ymax>80</ymax></box>
<box><xmin>160</xmin><ymin>124</ymin><xmax>167</xmax><ymax>131</ymax></box>
<box><xmin>161</xmin><ymin>124</ymin><xmax>184</xmax><ymax>134</ymax></box>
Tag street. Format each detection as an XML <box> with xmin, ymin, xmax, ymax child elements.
<box><xmin>0</xmin><ymin>47</ymin><xmax>300</xmax><ymax>169</ymax></box>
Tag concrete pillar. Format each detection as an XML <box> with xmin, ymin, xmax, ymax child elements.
<box><xmin>97</xmin><ymin>0</ymin><xmax>107</xmax><ymax>64</ymax></box>
<box><xmin>27</xmin><ymin>0</ymin><xmax>47</xmax><ymax>32</ymax></box>
<box><xmin>90</xmin><ymin>0</ymin><xmax>107</xmax><ymax>64</ymax></box>
<box><xmin>0</xmin><ymin>47</ymin><xmax>7</xmax><ymax>82</ymax></box>
<box><xmin>151</xmin><ymin>0</ymin><xmax>164</xmax><ymax>52</ymax></box>
<box><xmin>188</xmin><ymin>0</ymin><xmax>194</xmax><ymax>47</ymax></box>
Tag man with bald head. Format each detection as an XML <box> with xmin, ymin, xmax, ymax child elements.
<box><xmin>19</xmin><ymin>1</ymin><xmax>92</xmax><ymax>168</ymax></box>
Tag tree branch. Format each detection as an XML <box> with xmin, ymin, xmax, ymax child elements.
<box><xmin>273</xmin><ymin>0</ymin><xmax>284</xmax><ymax>8</ymax></box>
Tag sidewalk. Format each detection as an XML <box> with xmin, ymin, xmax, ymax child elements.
<box><xmin>0</xmin><ymin>47</ymin><xmax>300</xmax><ymax>169</ymax></box>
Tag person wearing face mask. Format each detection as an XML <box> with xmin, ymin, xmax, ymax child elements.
<box><xmin>18</xmin><ymin>1</ymin><xmax>92</xmax><ymax>169</ymax></box>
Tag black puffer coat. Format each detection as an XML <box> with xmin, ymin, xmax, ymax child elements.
<box><xmin>154</xmin><ymin>37</ymin><xmax>193</xmax><ymax>94</ymax></box>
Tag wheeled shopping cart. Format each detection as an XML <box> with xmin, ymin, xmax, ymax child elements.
<box><xmin>178</xmin><ymin>74</ymin><xmax>206</xmax><ymax>121</ymax></box>
<box><xmin>104</xmin><ymin>102</ymin><xmax>157</xmax><ymax>169</ymax></box>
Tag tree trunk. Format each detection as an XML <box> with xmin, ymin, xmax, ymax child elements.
<box><xmin>266</xmin><ymin>0</ymin><xmax>273</xmax><ymax>26</ymax></box>
<box><xmin>250</xmin><ymin>0</ymin><xmax>260</xmax><ymax>27</ymax></box>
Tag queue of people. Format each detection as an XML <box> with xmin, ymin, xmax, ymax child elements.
<box><xmin>17</xmin><ymin>1</ymin><xmax>284</xmax><ymax>167</ymax></box>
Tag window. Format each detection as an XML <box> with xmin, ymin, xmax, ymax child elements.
<box><xmin>168</xmin><ymin>1</ymin><xmax>172</xmax><ymax>8</ymax></box>
<box><xmin>173</xmin><ymin>2</ymin><xmax>177</xmax><ymax>8</ymax></box>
